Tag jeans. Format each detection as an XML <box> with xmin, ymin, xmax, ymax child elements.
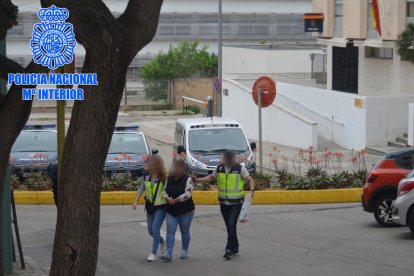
<box><xmin>146</xmin><ymin>208</ymin><xmax>166</xmax><ymax>255</ymax></box>
<box><xmin>166</xmin><ymin>211</ymin><xmax>195</xmax><ymax>257</ymax></box>
<box><xmin>220</xmin><ymin>203</ymin><xmax>242</xmax><ymax>254</ymax></box>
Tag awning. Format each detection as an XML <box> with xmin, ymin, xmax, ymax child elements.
<box><xmin>317</xmin><ymin>38</ymin><xmax>351</xmax><ymax>48</ymax></box>
<box><xmin>353</xmin><ymin>39</ymin><xmax>395</xmax><ymax>48</ymax></box>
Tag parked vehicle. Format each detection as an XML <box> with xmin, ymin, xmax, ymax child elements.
<box><xmin>10</xmin><ymin>125</ymin><xmax>58</xmax><ymax>181</ymax></box>
<box><xmin>392</xmin><ymin>171</ymin><xmax>414</xmax><ymax>235</ymax></box>
<box><xmin>104</xmin><ymin>126</ymin><xmax>156</xmax><ymax>178</ymax></box>
<box><xmin>173</xmin><ymin>117</ymin><xmax>256</xmax><ymax>176</ymax></box>
<box><xmin>362</xmin><ymin>148</ymin><xmax>414</xmax><ymax>227</ymax></box>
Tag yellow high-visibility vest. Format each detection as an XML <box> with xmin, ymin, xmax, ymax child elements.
<box><xmin>145</xmin><ymin>179</ymin><xmax>165</xmax><ymax>205</ymax></box>
<box><xmin>217</xmin><ymin>164</ymin><xmax>245</xmax><ymax>203</ymax></box>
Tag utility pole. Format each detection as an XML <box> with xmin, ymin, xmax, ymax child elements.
<box><xmin>218</xmin><ymin>0</ymin><xmax>223</xmax><ymax>117</ymax></box>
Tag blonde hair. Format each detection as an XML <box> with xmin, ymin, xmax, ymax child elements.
<box><xmin>148</xmin><ymin>155</ymin><xmax>167</xmax><ymax>183</ymax></box>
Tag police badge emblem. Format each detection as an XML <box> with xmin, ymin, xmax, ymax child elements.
<box><xmin>30</xmin><ymin>5</ymin><xmax>77</xmax><ymax>70</ymax></box>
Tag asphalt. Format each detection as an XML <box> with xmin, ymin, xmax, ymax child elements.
<box><xmin>11</xmin><ymin>204</ymin><xmax>414</xmax><ymax>276</ymax></box>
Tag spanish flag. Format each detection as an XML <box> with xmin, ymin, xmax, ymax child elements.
<box><xmin>371</xmin><ymin>0</ymin><xmax>381</xmax><ymax>36</ymax></box>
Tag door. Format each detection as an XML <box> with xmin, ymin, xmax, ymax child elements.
<box><xmin>332</xmin><ymin>43</ymin><xmax>359</xmax><ymax>93</ymax></box>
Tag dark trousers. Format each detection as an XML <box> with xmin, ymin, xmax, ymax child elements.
<box><xmin>220</xmin><ymin>203</ymin><xmax>242</xmax><ymax>254</ymax></box>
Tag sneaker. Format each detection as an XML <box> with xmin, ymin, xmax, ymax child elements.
<box><xmin>147</xmin><ymin>253</ymin><xmax>157</xmax><ymax>262</ymax></box>
<box><xmin>180</xmin><ymin>250</ymin><xmax>189</xmax><ymax>260</ymax></box>
<box><xmin>234</xmin><ymin>249</ymin><xmax>239</xmax><ymax>256</ymax></box>
<box><xmin>223</xmin><ymin>252</ymin><xmax>233</xmax><ymax>260</ymax></box>
<box><xmin>160</xmin><ymin>241</ymin><xmax>166</xmax><ymax>256</ymax></box>
<box><xmin>161</xmin><ymin>255</ymin><xmax>172</xmax><ymax>262</ymax></box>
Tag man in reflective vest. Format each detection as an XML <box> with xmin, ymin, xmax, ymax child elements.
<box><xmin>194</xmin><ymin>150</ymin><xmax>255</xmax><ymax>260</ymax></box>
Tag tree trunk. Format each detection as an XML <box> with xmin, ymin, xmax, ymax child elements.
<box><xmin>49</xmin><ymin>51</ymin><xmax>127</xmax><ymax>276</ymax></box>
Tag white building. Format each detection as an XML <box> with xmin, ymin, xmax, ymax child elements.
<box><xmin>6</xmin><ymin>0</ymin><xmax>314</xmax><ymax>89</ymax></box>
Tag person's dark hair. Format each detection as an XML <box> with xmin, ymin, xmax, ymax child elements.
<box><xmin>173</xmin><ymin>157</ymin><xmax>186</xmax><ymax>167</ymax></box>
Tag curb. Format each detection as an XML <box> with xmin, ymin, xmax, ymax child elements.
<box><xmin>14</xmin><ymin>189</ymin><xmax>362</xmax><ymax>205</ymax></box>
<box><xmin>144</xmin><ymin>133</ymin><xmax>171</xmax><ymax>146</ymax></box>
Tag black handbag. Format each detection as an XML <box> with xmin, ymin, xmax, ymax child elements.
<box><xmin>145</xmin><ymin>180</ymin><xmax>161</xmax><ymax>215</ymax></box>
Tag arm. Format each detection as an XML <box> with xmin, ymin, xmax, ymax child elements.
<box><xmin>241</xmin><ymin>167</ymin><xmax>256</xmax><ymax>196</ymax></box>
<box><xmin>245</xmin><ymin>175</ymin><xmax>256</xmax><ymax>196</ymax></box>
<box><xmin>132</xmin><ymin>181</ymin><xmax>145</xmax><ymax>209</ymax></box>
<box><xmin>163</xmin><ymin>178</ymin><xmax>175</xmax><ymax>205</ymax></box>
<box><xmin>194</xmin><ymin>174</ymin><xmax>216</xmax><ymax>183</ymax></box>
<box><xmin>174</xmin><ymin>178</ymin><xmax>194</xmax><ymax>203</ymax></box>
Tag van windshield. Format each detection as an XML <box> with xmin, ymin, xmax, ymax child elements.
<box><xmin>188</xmin><ymin>128</ymin><xmax>249</xmax><ymax>153</ymax></box>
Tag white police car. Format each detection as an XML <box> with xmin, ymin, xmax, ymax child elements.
<box><xmin>103</xmin><ymin>126</ymin><xmax>156</xmax><ymax>178</ymax></box>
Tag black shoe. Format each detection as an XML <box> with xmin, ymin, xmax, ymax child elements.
<box><xmin>234</xmin><ymin>249</ymin><xmax>239</xmax><ymax>256</ymax></box>
<box><xmin>223</xmin><ymin>252</ymin><xmax>234</xmax><ymax>260</ymax></box>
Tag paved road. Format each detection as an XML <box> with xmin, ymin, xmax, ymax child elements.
<box><xmin>13</xmin><ymin>204</ymin><xmax>414</xmax><ymax>276</ymax></box>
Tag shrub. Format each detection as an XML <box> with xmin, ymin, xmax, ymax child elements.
<box><xmin>188</xmin><ymin>105</ymin><xmax>201</xmax><ymax>114</ymax></box>
<box><xmin>25</xmin><ymin>173</ymin><xmax>52</xmax><ymax>191</ymax></box>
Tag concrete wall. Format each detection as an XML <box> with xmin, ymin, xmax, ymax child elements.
<box><xmin>222</xmin><ymin>79</ymin><xmax>318</xmax><ymax>149</ymax></box>
<box><xmin>358</xmin><ymin>46</ymin><xmax>414</xmax><ymax>97</ymax></box>
<box><xmin>276</xmin><ymin>82</ymin><xmax>414</xmax><ymax>149</ymax></box>
<box><xmin>223</xmin><ymin>47</ymin><xmax>323</xmax><ymax>75</ymax></box>
<box><xmin>312</xmin><ymin>0</ymin><xmax>334</xmax><ymax>37</ymax></box>
<box><xmin>172</xmin><ymin>78</ymin><xmax>214</xmax><ymax>109</ymax></box>
<box><xmin>343</xmin><ymin>0</ymin><xmax>367</xmax><ymax>39</ymax></box>
<box><xmin>276</xmin><ymin>82</ymin><xmax>367</xmax><ymax>149</ymax></box>
<box><xmin>378</xmin><ymin>0</ymin><xmax>406</xmax><ymax>40</ymax></box>
<box><xmin>365</xmin><ymin>96</ymin><xmax>414</xmax><ymax>146</ymax></box>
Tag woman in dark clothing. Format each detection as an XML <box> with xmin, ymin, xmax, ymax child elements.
<box><xmin>162</xmin><ymin>158</ymin><xmax>195</xmax><ymax>261</ymax></box>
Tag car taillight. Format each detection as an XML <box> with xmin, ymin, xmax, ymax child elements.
<box><xmin>366</xmin><ymin>171</ymin><xmax>379</xmax><ymax>183</ymax></box>
<box><xmin>398</xmin><ymin>181</ymin><xmax>414</xmax><ymax>197</ymax></box>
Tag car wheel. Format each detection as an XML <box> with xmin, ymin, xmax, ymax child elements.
<box><xmin>407</xmin><ymin>207</ymin><xmax>414</xmax><ymax>236</ymax></box>
<box><xmin>373</xmin><ymin>195</ymin><xmax>398</xmax><ymax>227</ymax></box>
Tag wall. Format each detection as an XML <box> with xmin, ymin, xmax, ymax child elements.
<box><xmin>222</xmin><ymin>79</ymin><xmax>318</xmax><ymax>149</ymax></box>
<box><xmin>276</xmin><ymin>82</ymin><xmax>414</xmax><ymax>149</ymax></box>
<box><xmin>343</xmin><ymin>0</ymin><xmax>367</xmax><ymax>39</ymax></box>
<box><xmin>365</xmin><ymin>96</ymin><xmax>414</xmax><ymax>146</ymax></box>
<box><xmin>358</xmin><ymin>46</ymin><xmax>414</xmax><ymax>97</ymax></box>
<box><xmin>276</xmin><ymin>82</ymin><xmax>367</xmax><ymax>149</ymax></box>
<box><xmin>172</xmin><ymin>78</ymin><xmax>214</xmax><ymax>109</ymax></box>
<box><xmin>223</xmin><ymin>47</ymin><xmax>323</xmax><ymax>75</ymax></box>
<box><xmin>312</xmin><ymin>0</ymin><xmax>334</xmax><ymax>37</ymax></box>
<box><xmin>378</xmin><ymin>0</ymin><xmax>406</xmax><ymax>40</ymax></box>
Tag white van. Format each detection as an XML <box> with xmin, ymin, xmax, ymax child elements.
<box><xmin>173</xmin><ymin>117</ymin><xmax>256</xmax><ymax>176</ymax></box>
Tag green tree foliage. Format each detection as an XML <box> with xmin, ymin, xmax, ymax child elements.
<box><xmin>396</xmin><ymin>23</ymin><xmax>414</xmax><ymax>64</ymax></box>
<box><xmin>141</xmin><ymin>41</ymin><xmax>218</xmax><ymax>101</ymax></box>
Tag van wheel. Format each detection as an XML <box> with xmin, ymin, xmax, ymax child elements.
<box><xmin>407</xmin><ymin>207</ymin><xmax>414</xmax><ymax>236</ymax></box>
<box><xmin>373</xmin><ymin>195</ymin><xmax>398</xmax><ymax>227</ymax></box>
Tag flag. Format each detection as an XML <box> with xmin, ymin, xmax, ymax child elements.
<box><xmin>371</xmin><ymin>0</ymin><xmax>381</xmax><ymax>36</ymax></box>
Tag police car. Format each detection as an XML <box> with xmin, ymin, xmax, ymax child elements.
<box><xmin>10</xmin><ymin>125</ymin><xmax>58</xmax><ymax>180</ymax></box>
<box><xmin>103</xmin><ymin>126</ymin><xmax>155</xmax><ymax>178</ymax></box>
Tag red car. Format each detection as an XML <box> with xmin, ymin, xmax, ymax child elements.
<box><xmin>362</xmin><ymin>148</ymin><xmax>414</xmax><ymax>227</ymax></box>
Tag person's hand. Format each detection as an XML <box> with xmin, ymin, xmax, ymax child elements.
<box><xmin>166</xmin><ymin>197</ymin><xmax>175</xmax><ymax>205</ymax></box>
<box><xmin>191</xmin><ymin>176</ymin><xmax>198</xmax><ymax>183</ymax></box>
<box><xmin>248</xmin><ymin>191</ymin><xmax>254</xmax><ymax>198</ymax></box>
<box><xmin>132</xmin><ymin>201</ymin><xmax>138</xmax><ymax>210</ymax></box>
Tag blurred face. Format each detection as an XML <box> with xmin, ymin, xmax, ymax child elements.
<box><xmin>173</xmin><ymin>161</ymin><xmax>186</xmax><ymax>178</ymax></box>
<box><xmin>147</xmin><ymin>156</ymin><xmax>161</xmax><ymax>175</ymax></box>
<box><xmin>224</xmin><ymin>156</ymin><xmax>236</xmax><ymax>167</ymax></box>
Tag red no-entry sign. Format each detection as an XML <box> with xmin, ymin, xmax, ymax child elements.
<box><xmin>252</xmin><ymin>76</ymin><xmax>276</xmax><ymax>108</ymax></box>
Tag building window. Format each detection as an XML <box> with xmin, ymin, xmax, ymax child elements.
<box><xmin>408</xmin><ymin>2</ymin><xmax>414</xmax><ymax>17</ymax></box>
<box><xmin>365</xmin><ymin>47</ymin><xmax>393</xmax><ymax>60</ymax></box>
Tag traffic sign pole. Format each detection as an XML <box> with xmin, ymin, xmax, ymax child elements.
<box><xmin>258</xmin><ymin>89</ymin><xmax>263</xmax><ymax>174</ymax></box>
<box><xmin>252</xmin><ymin>76</ymin><xmax>277</xmax><ymax>175</ymax></box>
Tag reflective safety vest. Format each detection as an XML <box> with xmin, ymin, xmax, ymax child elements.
<box><xmin>145</xmin><ymin>178</ymin><xmax>166</xmax><ymax>206</ymax></box>
<box><xmin>217</xmin><ymin>164</ymin><xmax>245</xmax><ymax>203</ymax></box>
